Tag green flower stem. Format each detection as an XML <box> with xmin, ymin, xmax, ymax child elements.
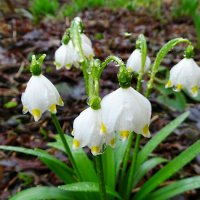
<box><xmin>136</xmin><ymin>34</ymin><xmax>147</xmax><ymax>92</ymax></box>
<box><xmin>95</xmin><ymin>155</ymin><xmax>107</xmax><ymax>200</ymax></box>
<box><xmin>145</xmin><ymin>38</ymin><xmax>191</xmax><ymax>97</ymax></box>
<box><xmin>125</xmin><ymin>134</ymin><xmax>141</xmax><ymax>199</ymax></box>
<box><xmin>100</xmin><ymin>55</ymin><xmax>126</xmax><ymax>77</ymax></box>
<box><xmin>51</xmin><ymin>113</ymin><xmax>81</xmax><ymax>179</ymax></box>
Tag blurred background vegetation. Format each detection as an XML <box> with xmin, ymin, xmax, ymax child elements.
<box><xmin>1</xmin><ymin>0</ymin><xmax>200</xmax><ymax>46</ymax></box>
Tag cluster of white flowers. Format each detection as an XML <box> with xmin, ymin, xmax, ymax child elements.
<box><xmin>72</xmin><ymin>86</ymin><xmax>151</xmax><ymax>155</ymax></box>
<box><xmin>55</xmin><ymin>34</ymin><xmax>94</xmax><ymax>69</ymax></box>
<box><xmin>21</xmin><ymin>26</ymin><xmax>200</xmax><ymax>156</ymax></box>
<box><xmin>166</xmin><ymin>57</ymin><xmax>200</xmax><ymax>97</ymax></box>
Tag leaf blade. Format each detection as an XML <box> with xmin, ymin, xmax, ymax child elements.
<box><xmin>134</xmin><ymin>140</ymin><xmax>200</xmax><ymax>200</ymax></box>
<box><xmin>10</xmin><ymin>186</ymin><xmax>75</xmax><ymax>200</ymax></box>
<box><xmin>136</xmin><ymin>111</ymin><xmax>189</xmax><ymax>169</ymax></box>
<box><xmin>59</xmin><ymin>182</ymin><xmax>122</xmax><ymax>200</ymax></box>
<box><xmin>149</xmin><ymin>176</ymin><xmax>200</xmax><ymax>200</ymax></box>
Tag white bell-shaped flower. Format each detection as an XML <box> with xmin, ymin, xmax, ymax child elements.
<box><xmin>54</xmin><ymin>41</ymin><xmax>80</xmax><ymax>70</ymax></box>
<box><xmin>21</xmin><ymin>75</ymin><xmax>64</xmax><ymax>121</ymax></box>
<box><xmin>55</xmin><ymin>34</ymin><xmax>94</xmax><ymax>69</ymax></box>
<box><xmin>165</xmin><ymin>58</ymin><xmax>200</xmax><ymax>97</ymax></box>
<box><xmin>80</xmin><ymin>33</ymin><xmax>94</xmax><ymax>60</ymax></box>
<box><xmin>126</xmin><ymin>49</ymin><xmax>151</xmax><ymax>73</ymax></box>
<box><xmin>101</xmin><ymin>87</ymin><xmax>152</xmax><ymax>140</ymax></box>
<box><xmin>72</xmin><ymin>107</ymin><xmax>115</xmax><ymax>155</ymax></box>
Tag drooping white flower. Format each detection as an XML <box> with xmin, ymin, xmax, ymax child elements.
<box><xmin>21</xmin><ymin>75</ymin><xmax>64</xmax><ymax>121</ymax></box>
<box><xmin>165</xmin><ymin>58</ymin><xmax>200</xmax><ymax>97</ymax></box>
<box><xmin>81</xmin><ymin>34</ymin><xmax>94</xmax><ymax>59</ymax></box>
<box><xmin>55</xmin><ymin>34</ymin><xmax>94</xmax><ymax>69</ymax></box>
<box><xmin>72</xmin><ymin>107</ymin><xmax>115</xmax><ymax>155</ymax></box>
<box><xmin>101</xmin><ymin>87</ymin><xmax>152</xmax><ymax>140</ymax></box>
<box><xmin>54</xmin><ymin>41</ymin><xmax>80</xmax><ymax>70</ymax></box>
<box><xmin>126</xmin><ymin>49</ymin><xmax>151</xmax><ymax>73</ymax></box>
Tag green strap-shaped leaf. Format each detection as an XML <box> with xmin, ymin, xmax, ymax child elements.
<box><xmin>149</xmin><ymin>176</ymin><xmax>200</xmax><ymax>200</ymax></box>
<box><xmin>59</xmin><ymin>182</ymin><xmax>122</xmax><ymax>200</ymax></box>
<box><xmin>0</xmin><ymin>146</ymin><xmax>75</xmax><ymax>183</ymax></box>
<box><xmin>134</xmin><ymin>140</ymin><xmax>200</xmax><ymax>200</ymax></box>
<box><xmin>102</xmin><ymin>147</ymin><xmax>116</xmax><ymax>190</ymax></box>
<box><xmin>48</xmin><ymin>135</ymin><xmax>98</xmax><ymax>182</ymax></box>
<box><xmin>10</xmin><ymin>186</ymin><xmax>75</xmax><ymax>200</ymax></box>
<box><xmin>136</xmin><ymin>111</ymin><xmax>189</xmax><ymax>169</ymax></box>
<box><xmin>132</xmin><ymin>157</ymin><xmax>167</xmax><ymax>190</ymax></box>
<box><xmin>115</xmin><ymin>138</ymin><xmax>129</xmax><ymax>179</ymax></box>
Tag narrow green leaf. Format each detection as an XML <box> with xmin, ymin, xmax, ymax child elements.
<box><xmin>115</xmin><ymin>138</ymin><xmax>129</xmax><ymax>178</ymax></box>
<box><xmin>102</xmin><ymin>147</ymin><xmax>115</xmax><ymax>190</ymax></box>
<box><xmin>0</xmin><ymin>146</ymin><xmax>75</xmax><ymax>183</ymax></box>
<box><xmin>132</xmin><ymin>157</ymin><xmax>167</xmax><ymax>189</ymax></box>
<box><xmin>149</xmin><ymin>176</ymin><xmax>200</xmax><ymax>200</ymax></box>
<box><xmin>48</xmin><ymin>135</ymin><xmax>98</xmax><ymax>182</ymax></box>
<box><xmin>59</xmin><ymin>182</ymin><xmax>122</xmax><ymax>200</ymax></box>
<box><xmin>10</xmin><ymin>186</ymin><xmax>75</xmax><ymax>200</ymax></box>
<box><xmin>134</xmin><ymin>140</ymin><xmax>200</xmax><ymax>200</ymax></box>
<box><xmin>136</xmin><ymin>111</ymin><xmax>189</xmax><ymax>169</ymax></box>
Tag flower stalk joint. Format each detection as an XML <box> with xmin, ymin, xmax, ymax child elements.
<box><xmin>184</xmin><ymin>45</ymin><xmax>194</xmax><ymax>59</ymax></box>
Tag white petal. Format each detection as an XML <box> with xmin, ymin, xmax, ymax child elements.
<box><xmin>169</xmin><ymin>58</ymin><xmax>200</xmax><ymax>93</ymax></box>
<box><xmin>21</xmin><ymin>75</ymin><xmax>63</xmax><ymax>121</ymax></box>
<box><xmin>126</xmin><ymin>49</ymin><xmax>151</xmax><ymax>73</ymax></box>
<box><xmin>101</xmin><ymin>87</ymin><xmax>152</xmax><ymax>138</ymax></box>
<box><xmin>73</xmin><ymin>108</ymin><xmax>103</xmax><ymax>153</ymax></box>
<box><xmin>81</xmin><ymin>34</ymin><xmax>92</xmax><ymax>47</ymax></box>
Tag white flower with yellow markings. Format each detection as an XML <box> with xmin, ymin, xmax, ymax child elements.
<box><xmin>72</xmin><ymin>107</ymin><xmax>115</xmax><ymax>155</ymax></box>
<box><xmin>80</xmin><ymin>33</ymin><xmax>94</xmax><ymax>59</ymax></box>
<box><xmin>55</xmin><ymin>34</ymin><xmax>94</xmax><ymax>69</ymax></box>
<box><xmin>101</xmin><ymin>87</ymin><xmax>152</xmax><ymax>140</ymax></box>
<box><xmin>21</xmin><ymin>75</ymin><xmax>64</xmax><ymax>121</ymax></box>
<box><xmin>55</xmin><ymin>41</ymin><xmax>80</xmax><ymax>70</ymax></box>
<box><xmin>165</xmin><ymin>58</ymin><xmax>200</xmax><ymax>97</ymax></box>
<box><xmin>126</xmin><ymin>49</ymin><xmax>151</xmax><ymax>73</ymax></box>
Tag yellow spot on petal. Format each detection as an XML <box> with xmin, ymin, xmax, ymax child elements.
<box><xmin>110</xmin><ymin>138</ymin><xmax>116</xmax><ymax>147</ymax></box>
<box><xmin>91</xmin><ymin>146</ymin><xmax>100</xmax><ymax>155</ymax></box>
<box><xmin>71</xmin><ymin>130</ymin><xmax>74</xmax><ymax>136</ymax></box>
<box><xmin>176</xmin><ymin>84</ymin><xmax>183</xmax><ymax>91</ymax></box>
<box><xmin>165</xmin><ymin>80</ymin><xmax>172</xmax><ymax>88</ymax></box>
<box><xmin>73</xmin><ymin>139</ymin><xmax>80</xmax><ymax>149</ymax></box>
<box><xmin>100</xmin><ymin>123</ymin><xmax>107</xmax><ymax>135</ymax></box>
<box><xmin>22</xmin><ymin>106</ymin><xmax>28</xmax><ymax>114</ymax></box>
<box><xmin>49</xmin><ymin>104</ymin><xmax>56</xmax><ymax>113</ymax></box>
<box><xmin>120</xmin><ymin>130</ymin><xmax>130</xmax><ymax>141</ymax></box>
<box><xmin>32</xmin><ymin>109</ymin><xmax>41</xmax><ymax>121</ymax></box>
<box><xmin>143</xmin><ymin>124</ymin><xmax>150</xmax><ymax>137</ymax></box>
<box><xmin>58</xmin><ymin>97</ymin><xmax>64</xmax><ymax>106</ymax></box>
<box><xmin>65</xmin><ymin>64</ymin><xmax>71</xmax><ymax>69</ymax></box>
<box><xmin>191</xmin><ymin>85</ymin><xmax>198</xmax><ymax>96</ymax></box>
<box><xmin>54</xmin><ymin>61</ymin><xmax>61</xmax><ymax>69</ymax></box>
<box><xmin>88</xmin><ymin>54</ymin><xmax>93</xmax><ymax>60</ymax></box>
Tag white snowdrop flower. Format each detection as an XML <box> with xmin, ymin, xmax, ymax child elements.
<box><xmin>80</xmin><ymin>33</ymin><xmax>94</xmax><ymax>60</ymax></box>
<box><xmin>101</xmin><ymin>87</ymin><xmax>152</xmax><ymax>140</ymax></box>
<box><xmin>54</xmin><ymin>41</ymin><xmax>80</xmax><ymax>70</ymax></box>
<box><xmin>165</xmin><ymin>58</ymin><xmax>200</xmax><ymax>97</ymax></box>
<box><xmin>126</xmin><ymin>49</ymin><xmax>151</xmax><ymax>73</ymax></box>
<box><xmin>72</xmin><ymin>107</ymin><xmax>115</xmax><ymax>155</ymax></box>
<box><xmin>21</xmin><ymin>75</ymin><xmax>64</xmax><ymax>121</ymax></box>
